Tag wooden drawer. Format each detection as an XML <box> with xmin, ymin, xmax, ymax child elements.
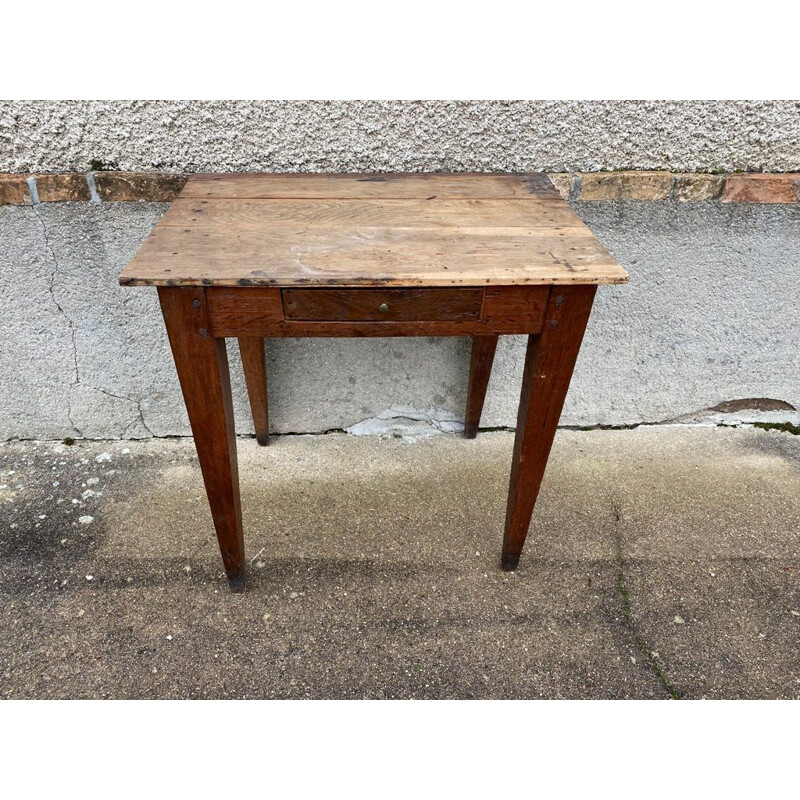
<box><xmin>282</xmin><ymin>288</ymin><xmax>484</xmax><ymax>322</ymax></box>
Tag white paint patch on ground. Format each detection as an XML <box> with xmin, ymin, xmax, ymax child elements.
<box><xmin>346</xmin><ymin>407</ymin><xmax>465</xmax><ymax>440</ymax></box>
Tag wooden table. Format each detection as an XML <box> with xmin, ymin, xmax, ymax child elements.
<box><xmin>119</xmin><ymin>173</ymin><xmax>628</xmax><ymax>592</ymax></box>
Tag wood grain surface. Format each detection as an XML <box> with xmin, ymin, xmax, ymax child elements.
<box><xmin>179</xmin><ymin>172</ymin><xmax>562</xmax><ymax>199</ymax></box>
<box><xmin>501</xmin><ymin>285</ymin><xmax>597</xmax><ymax>570</ymax></box>
<box><xmin>238</xmin><ymin>337</ymin><xmax>269</xmax><ymax>446</ymax></box>
<box><xmin>119</xmin><ymin>173</ymin><xmax>628</xmax><ymax>287</ymax></box>
<box><xmin>157</xmin><ymin>287</ymin><xmax>246</xmax><ymax>591</ymax></box>
<box><xmin>464</xmin><ymin>335</ymin><xmax>499</xmax><ymax>439</ymax></box>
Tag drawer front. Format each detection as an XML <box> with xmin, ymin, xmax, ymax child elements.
<box><xmin>282</xmin><ymin>288</ymin><xmax>484</xmax><ymax>322</ymax></box>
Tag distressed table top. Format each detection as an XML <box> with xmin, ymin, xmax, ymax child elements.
<box><xmin>118</xmin><ymin>173</ymin><xmax>628</xmax><ymax>288</ymax></box>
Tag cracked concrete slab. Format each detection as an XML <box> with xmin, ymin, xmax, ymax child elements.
<box><xmin>1</xmin><ymin>201</ymin><xmax>798</xmax><ymax>441</ymax></box>
<box><xmin>0</xmin><ymin>426</ymin><xmax>797</xmax><ymax>699</ymax></box>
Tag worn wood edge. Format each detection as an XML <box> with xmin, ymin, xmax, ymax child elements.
<box><xmin>186</xmin><ymin>171</ymin><xmax>551</xmax><ymax>179</ymax></box>
<box><xmin>6</xmin><ymin>172</ymin><xmax>800</xmax><ymax>206</ymax></box>
<box><xmin>119</xmin><ymin>274</ymin><xmax>630</xmax><ymax>288</ymax></box>
<box><xmin>179</xmin><ymin>172</ymin><xmax>561</xmax><ymax>200</ymax></box>
<box><xmin>183</xmin><ymin>171</ymin><xmax>556</xmax><ymax>184</ymax></box>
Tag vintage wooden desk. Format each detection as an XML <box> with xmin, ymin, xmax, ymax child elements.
<box><xmin>119</xmin><ymin>173</ymin><xmax>628</xmax><ymax>592</ymax></box>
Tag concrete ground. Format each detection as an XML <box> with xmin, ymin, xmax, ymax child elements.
<box><xmin>1</xmin><ymin>426</ymin><xmax>798</xmax><ymax>699</ymax></box>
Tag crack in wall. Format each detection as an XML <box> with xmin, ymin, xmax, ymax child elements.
<box><xmin>32</xmin><ymin>203</ymin><xmax>82</xmax><ymax>437</ymax></box>
<box><xmin>30</xmin><ymin>206</ymin><xmax>151</xmax><ymax>440</ymax></box>
<box><xmin>94</xmin><ymin>387</ymin><xmax>154</xmax><ymax>438</ymax></box>
<box><xmin>611</xmin><ymin>499</ymin><xmax>681</xmax><ymax>699</ymax></box>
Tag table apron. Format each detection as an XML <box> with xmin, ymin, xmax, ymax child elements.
<box><xmin>205</xmin><ymin>285</ymin><xmax>551</xmax><ymax>337</ymax></box>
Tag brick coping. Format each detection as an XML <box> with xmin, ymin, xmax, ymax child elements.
<box><xmin>1</xmin><ymin>171</ymin><xmax>799</xmax><ymax>206</ymax></box>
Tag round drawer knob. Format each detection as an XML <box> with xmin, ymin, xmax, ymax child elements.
<box><xmin>378</xmin><ymin>302</ymin><xmax>390</xmax><ymax>313</ymax></box>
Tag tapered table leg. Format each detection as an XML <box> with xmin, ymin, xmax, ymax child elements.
<box><xmin>239</xmin><ymin>337</ymin><xmax>269</xmax><ymax>446</ymax></box>
<box><xmin>158</xmin><ymin>287</ymin><xmax>246</xmax><ymax>592</ymax></box>
<box><xmin>464</xmin><ymin>335</ymin><xmax>499</xmax><ymax>439</ymax></box>
<box><xmin>502</xmin><ymin>285</ymin><xmax>597</xmax><ymax>570</ymax></box>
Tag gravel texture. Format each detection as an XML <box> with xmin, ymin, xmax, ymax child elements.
<box><xmin>2</xmin><ymin>101</ymin><xmax>800</xmax><ymax>173</ymax></box>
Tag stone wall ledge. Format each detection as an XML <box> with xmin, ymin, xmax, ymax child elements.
<box><xmin>1</xmin><ymin>171</ymin><xmax>799</xmax><ymax>206</ymax></box>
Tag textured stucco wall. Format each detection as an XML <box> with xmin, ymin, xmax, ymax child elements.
<box><xmin>1</xmin><ymin>200</ymin><xmax>798</xmax><ymax>441</ymax></box>
<box><xmin>2</xmin><ymin>100</ymin><xmax>799</xmax><ymax>174</ymax></box>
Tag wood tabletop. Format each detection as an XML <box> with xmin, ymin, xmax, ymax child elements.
<box><xmin>118</xmin><ymin>173</ymin><xmax>628</xmax><ymax>288</ymax></box>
